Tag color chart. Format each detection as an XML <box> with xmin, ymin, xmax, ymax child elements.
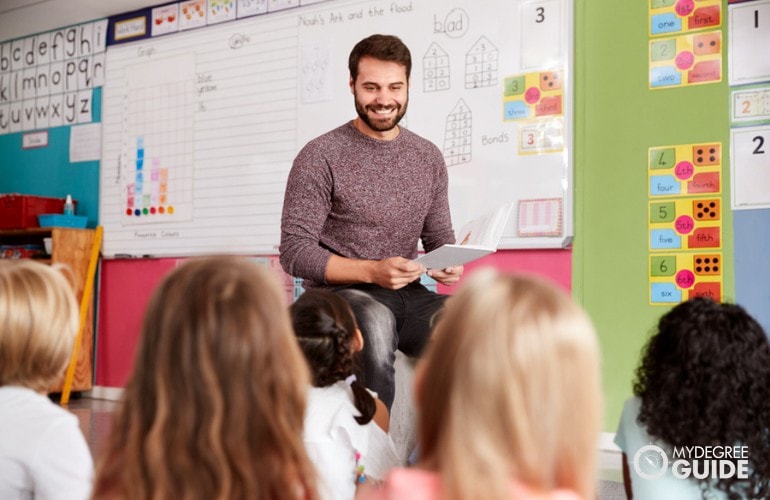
<box><xmin>120</xmin><ymin>54</ymin><xmax>195</xmax><ymax>224</ymax></box>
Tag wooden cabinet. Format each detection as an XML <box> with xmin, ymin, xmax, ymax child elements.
<box><xmin>0</xmin><ymin>227</ymin><xmax>96</xmax><ymax>392</ymax></box>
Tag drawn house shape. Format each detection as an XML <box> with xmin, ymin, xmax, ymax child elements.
<box><xmin>423</xmin><ymin>42</ymin><xmax>451</xmax><ymax>92</ymax></box>
<box><xmin>443</xmin><ymin>99</ymin><xmax>472</xmax><ymax>166</ymax></box>
<box><xmin>465</xmin><ymin>36</ymin><xmax>498</xmax><ymax>89</ymax></box>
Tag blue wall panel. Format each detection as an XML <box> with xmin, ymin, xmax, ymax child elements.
<box><xmin>0</xmin><ymin>88</ymin><xmax>101</xmax><ymax>227</ymax></box>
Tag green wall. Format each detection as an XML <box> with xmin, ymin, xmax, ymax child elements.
<box><xmin>573</xmin><ymin>0</ymin><xmax>733</xmax><ymax>430</ymax></box>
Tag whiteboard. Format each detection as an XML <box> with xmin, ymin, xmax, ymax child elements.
<box><xmin>99</xmin><ymin>0</ymin><xmax>573</xmax><ymax>257</ymax></box>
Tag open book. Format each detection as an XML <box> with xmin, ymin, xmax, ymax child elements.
<box><xmin>414</xmin><ymin>203</ymin><xmax>513</xmax><ymax>269</ymax></box>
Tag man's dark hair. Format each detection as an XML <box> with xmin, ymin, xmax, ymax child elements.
<box><xmin>348</xmin><ymin>34</ymin><xmax>412</xmax><ymax>83</ymax></box>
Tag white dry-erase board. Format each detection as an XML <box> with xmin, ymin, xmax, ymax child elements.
<box><xmin>99</xmin><ymin>0</ymin><xmax>574</xmax><ymax>257</ymax></box>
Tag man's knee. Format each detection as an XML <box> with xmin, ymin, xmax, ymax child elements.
<box><xmin>335</xmin><ymin>288</ymin><xmax>396</xmax><ymax>334</ymax></box>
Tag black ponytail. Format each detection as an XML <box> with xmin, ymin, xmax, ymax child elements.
<box><xmin>348</xmin><ymin>377</ymin><xmax>376</xmax><ymax>425</ymax></box>
<box><xmin>290</xmin><ymin>290</ymin><xmax>376</xmax><ymax>425</ymax></box>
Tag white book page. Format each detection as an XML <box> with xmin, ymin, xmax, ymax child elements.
<box><xmin>413</xmin><ymin>245</ymin><xmax>495</xmax><ymax>269</ymax></box>
<box><xmin>414</xmin><ymin>203</ymin><xmax>513</xmax><ymax>268</ymax></box>
<box><xmin>455</xmin><ymin>202</ymin><xmax>513</xmax><ymax>247</ymax></box>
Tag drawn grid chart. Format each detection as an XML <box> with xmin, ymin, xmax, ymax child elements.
<box><xmin>100</xmin><ymin>13</ymin><xmax>299</xmax><ymax>256</ymax></box>
<box><xmin>122</xmin><ymin>55</ymin><xmax>195</xmax><ymax>223</ymax></box>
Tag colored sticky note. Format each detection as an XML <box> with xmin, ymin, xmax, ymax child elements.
<box><xmin>503</xmin><ymin>76</ymin><xmax>526</xmax><ymax>96</ymax></box>
<box><xmin>693</xmin><ymin>254</ymin><xmax>721</xmax><ymax>276</ymax></box>
<box><xmin>687</xmin><ymin>227</ymin><xmax>720</xmax><ymax>248</ymax></box>
<box><xmin>688</xmin><ymin>282</ymin><xmax>721</xmax><ymax>301</ymax></box>
<box><xmin>650</xmin><ymin>255</ymin><xmax>677</xmax><ymax>276</ymax></box>
<box><xmin>688</xmin><ymin>6</ymin><xmax>720</xmax><ymax>30</ymax></box>
<box><xmin>504</xmin><ymin>101</ymin><xmax>530</xmax><ymax>120</ymax></box>
<box><xmin>651</xmin><ymin>283</ymin><xmax>682</xmax><ymax>303</ymax></box>
<box><xmin>651</xmin><ymin>13</ymin><xmax>682</xmax><ymax>35</ymax></box>
<box><xmin>651</xmin><ymin>66</ymin><xmax>682</xmax><ymax>87</ymax></box>
<box><xmin>535</xmin><ymin>96</ymin><xmax>562</xmax><ymax>116</ymax></box>
<box><xmin>650</xmin><ymin>147</ymin><xmax>676</xmax><ymax>169</ymax></box>
<box><xmin>650</xmin><ymin>202</ymin><xmax>676</xmax><ymax>223</ymax></box>
<box><xmin>651</xmin><ymin>40</ymin><xmax>677</xmax><ymax>61</ymax></box>
<box><xmin>687</xmin><ymin>172</ymin><xmax>719</xmax><ymax>193</ymax></box>
<box><xmin>651</xmin><ymin>229</ymin><xmax>682</xmax><ymax>249</ymax></box>
<box><xmin>688</xmin><ymin>60</ymin><xmax>720</xmax><ymax>83</ymax></box>
<box><xmin>692</xmin><ymin>32</ymin><xmax>721</xmax><ymax>55</ymax></box>
<box><xmin>650</xmin><ymin>175</ymin><xmax>681</xmax><ymax>196</ymax></box>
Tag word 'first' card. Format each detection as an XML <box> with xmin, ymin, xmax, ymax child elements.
<box><xmin>649</xmin><ymin>0</ymin><xmax>721</xmax><ymax>37</ymax></box>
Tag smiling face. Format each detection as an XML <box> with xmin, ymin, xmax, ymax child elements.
<box><xmin>350</xmin><ymin>56</ymin><xmax>409</xmax><ymax>140</ymax></box>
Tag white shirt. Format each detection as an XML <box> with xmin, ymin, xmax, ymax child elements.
<box><xmin>304</xmin><ymin>381</ymin><xmax>402</xmax><ymax>500</ymax></box>
<box><xmin>0</xmin><ymin>386</ymin><xmax>94</xmax><ymax>500</ymax></box>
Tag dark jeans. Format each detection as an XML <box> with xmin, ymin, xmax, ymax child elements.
<box><xmin>333</xmin><ymin>281</ymin><xmax>447</xmax><ymax>409</ymax></box>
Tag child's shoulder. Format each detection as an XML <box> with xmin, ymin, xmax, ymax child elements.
<box><xmin>0</xmin><ymin>386</ymin><xmax>74</xmax><ymax>422</ymax></box>
<box><xmin>305</xmin><ymin>382</ymin><xmax>359</xmax><ymax>427</ymax></box>
<box><xmin>308</xmin><ymin>381</ymin><xmax>353</xmax><ymax>405</ymax></box>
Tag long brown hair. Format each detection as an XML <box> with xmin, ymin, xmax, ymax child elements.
<box><xmin>417</xmin><ymin>270</ymin><xmax>601</xmax><ymax>500</ymax></box>
<box><xmin>92</xmin><ymin>257</ymin><xmax>317</xmax><ymax>500</ymax></box>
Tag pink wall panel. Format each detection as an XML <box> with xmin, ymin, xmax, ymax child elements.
<box><xmin>95</xmin><ymin>258</ymin><xmax>180</xmax><ymax>387</ymax></box>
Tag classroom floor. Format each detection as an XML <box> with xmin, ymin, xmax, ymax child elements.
<box><xmin>63</xmin><ymin>394</ymin><xmax>118</xmax><ymax>461</ymax></box>
<box><xmin>61</xmin><ymin>393</ymin><xmax>626</xmax><ymax>499</ymax></box>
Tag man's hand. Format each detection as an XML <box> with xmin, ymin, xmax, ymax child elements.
<box><xmin>370</xmin><ymin>257</ymin><xmax>426</xmax><ymax>290</ymax></box>
<box><xmin>427</xmin><ymin>265</ymin><xmax>464</xmax><ymax>286</ymax></box>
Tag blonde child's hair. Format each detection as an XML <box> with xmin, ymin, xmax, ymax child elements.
<box><xmin>0</xmin><ymin>260</ymin><xmax>78</xmax><ymax>392</ymax></box>
<box><xmin>92</xmin><ymin>256</ymin><xmax>318</xmax><ymax>500</ymax></box>
<box><xmin>417</xmin><ymin>269</ymin><xmax>602</xmax><ymax>500</ymax></box>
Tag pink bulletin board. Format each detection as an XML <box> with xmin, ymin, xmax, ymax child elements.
<box><xmin>436</xmin><ymin>249</ymin><xmax>572</xmax><ymax>295</ymax></box>
<box><xmin>95</xmin><ymin>258</ymin><xmax>180</xmax><ymax>387</ymax></box>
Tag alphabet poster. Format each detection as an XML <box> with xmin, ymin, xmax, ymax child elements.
<box><xmin>0</xmin><ymin>20</ymin><xmax>107</xmax><ymax>133</ymax></box>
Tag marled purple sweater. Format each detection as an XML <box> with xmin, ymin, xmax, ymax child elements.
<box><xmin>280</xmin><ymin>121</ymin><xmax>455</xmax><ymax>288</ymax></box>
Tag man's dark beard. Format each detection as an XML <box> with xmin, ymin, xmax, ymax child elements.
<box><xmin>353</xmin><ymin>91</ymin><xmax>408</xmax><ymax>132</ymax></box>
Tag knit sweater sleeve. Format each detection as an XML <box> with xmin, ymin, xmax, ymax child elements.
<box><xmin>279</xmin><ymin>142</ymin><xmax>333</xmax><ymax>284</ymax></box>
<box><xmin>420</xmin><ymin>146</ymin><xmax>455</xmax><ymax>252</ymax></box>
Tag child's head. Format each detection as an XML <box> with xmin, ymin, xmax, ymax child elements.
<box><xmin>133</xmin><ymin>256</ymin><xmax>310</xmax><ymax>417</ymax></box>
<box><xmin>634</xmin><ymin>297</ymin><xmax>770</xmax><ymax>497</ymax></box>
<box><xmin>290</xmin><ymin>289</ymin><xmax>362</xmax><ymax>387</ymax></box>
<box><xmin>93</xmin><ymin>257</ymin><xmax>316</xmax><ymax>499</ymax></box>
<box><xmin>0</xmin><ymin>260</ymin><xmax>78</xmax><ymax>392</ymax></box>
<box><xmin>290</xmin><ymin>289</ymin><xmax>377</xmax><ymax>426</ymax></box>
<box><xmin>416</xmin><ymin>269</ymin><xmax>601</xmax><ymax>500</ymax></box>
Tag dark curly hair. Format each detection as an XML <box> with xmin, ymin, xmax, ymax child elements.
<box><xmin>290</xmin><ymin>289</ymin><xmax>375</xmax><ymax>425</ymax></box>
<box><xmin>634</xmin><ymin>297</ymin><xmax>770</xmax><ymax>499</ymax></box>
